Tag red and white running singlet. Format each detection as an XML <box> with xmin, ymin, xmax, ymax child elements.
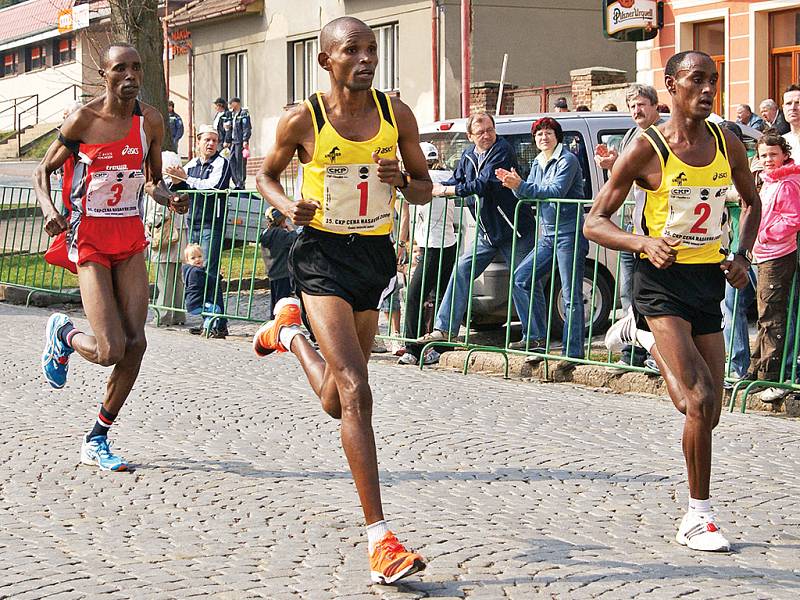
<box><xmin>46</xmin><ymin>101</ymin><xmax>150</xmax><ymax>272</ymax></box>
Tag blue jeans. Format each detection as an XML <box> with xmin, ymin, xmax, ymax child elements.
<box><xmin>190</xmin><ymin>227</ymin><xmax>223</xmax><ymax>281</ymax></box>
<box><xmin>722</xmin><ymin>267</ymin><xmax>756</xmax><ymax>378</ymax></box>
<box><xmin>435</xmin><ymin>232</ymin><xmax>535</xmax><ymax>335</ymax></box>
<box><xmin>513</xmin><ymin>230</ymin><xmax>589</xmax><ymax>358</ymax></box>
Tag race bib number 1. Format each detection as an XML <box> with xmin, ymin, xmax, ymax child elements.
<box><xmin>85</xmin><ymin>169</ymin><xmax>145</xmax><ymax>217</ymax></box>
<box><xmin>323</xmin><ymin>163</ymin><xmax>393</xmax><ymax>233</ymax></box>
<box><xmin>663</xmin><ymin>185</ymin><xmax>726</xmax><ymax>247</ymax></box>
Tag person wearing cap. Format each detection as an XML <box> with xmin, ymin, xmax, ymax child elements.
<box><xmin>398</xmin><ymin>142</ymin><xmax>457</xmax><ymax>365</ymax></box>
<box><xmin>165</xmin><ymin>124</ymin><xmax>233</xmax><ymax>327</ymax></box>
<box><xmin>229</xmin><ymin>97</ymin><xmax>252</xmax><ymax>189</ymax></box>
<box><xmin>554</xmin><ymin>97</ymin><xmax>569</xmax><ymax>112</ymax></box>
<box><xmin>259</xmin><ymin>207</ymin><xmax>298</xmax><ymax>319</ymax></box>
<box><xmin>212</xmin><ymin>97</ymin><xmax>232</xmax><ymax>147</ymax></box>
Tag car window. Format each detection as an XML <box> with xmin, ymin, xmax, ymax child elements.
<box><xmin>419</xmin><ymin>132</ymin><xmax>471</xmax><ymax>171</ymax></box>
<box><xmin>597</xmin><ymin>128</ymin><xmax>630</xmax><ymax>183</ymax></box>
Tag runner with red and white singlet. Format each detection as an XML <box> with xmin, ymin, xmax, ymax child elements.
<box><xmin>34</xmin><ymin>43</ymin><xmax>188</xmax><ymax>472</ymax></box>
<box><xmin>46</xmin><ymin>100</ymin><xmax>149</xmax><ymax>273</ymax></box>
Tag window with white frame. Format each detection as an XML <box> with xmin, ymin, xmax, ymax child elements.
<box><xmin>290</xmin><ymin>38</ymin><xmax>319</xmax><ymax>103</ymax></box>
<box><xmin>222</xmin><ymin>51</ymin><xmax>247</xmax><ymax>106</ymax></box>
<box><xmin>372</xmin><ymin>23</ymin><xmax>399</xmax><ymax>92</ymax></box>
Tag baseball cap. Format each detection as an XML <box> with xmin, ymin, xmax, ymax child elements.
<box><xmin>554</xmin><ymin>97</ymin><xmax>568</xmax><ymax>109</ymax></box>
<box><xmin>196</xmin><ymin>124</ymin><xmax>219</xmax><ymax>138</ymax></box>
<box><xmin>419</xmin><ymin>142</ymin><xmax>438</xmax><ymax>161</ymax></box>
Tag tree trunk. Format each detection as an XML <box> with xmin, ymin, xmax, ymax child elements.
<box><xmin>109</xmin><ymin>0</ymin><xmax>174</xmax><ymax>151</ymax></box>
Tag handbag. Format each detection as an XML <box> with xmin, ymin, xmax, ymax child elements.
<box><xmin>149</xmin><ymin>212</ymin><xmax>180</xmax><ymax>250</ymax></box>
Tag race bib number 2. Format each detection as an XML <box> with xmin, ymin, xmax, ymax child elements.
<box><xmin>323</xmin><ymin>164</ymin><xmax>393</xmax><ymax>233</ymax></box>
<box><xmin>663</xmin><ymin>185</ymin><xmax>727</xmax><ymax>247</ymax></box>
<box><xmin>85</xmin><ymin>169</ymin><xmax>145</xmax><ymax>217</ymax></box>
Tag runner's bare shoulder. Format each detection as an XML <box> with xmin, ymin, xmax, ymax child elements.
<box><xmin>58</xmin><ymin>102</ymin><xmax>100</xmax><ymax>142</ymax></box>
<box><xmin>138</xmin><ymin>101</ymin><xmax>165</xmax><ymax>135</ymax></box>
<box><xmin>277</xmin><ymin>102</ymin><xmax>314</xmax><ymax>149</ymax></box>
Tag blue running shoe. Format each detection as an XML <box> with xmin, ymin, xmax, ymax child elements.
<box><xmin>42</xmin><ymin>313</ymin><xmax>74</xmax><ymax>389</ymax></box>
<box><xmin>81</xmin><ymin>436</ymin><xmax>129</xmax><ymax>471</ymax></box>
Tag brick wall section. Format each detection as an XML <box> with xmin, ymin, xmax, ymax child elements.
<box><xmin>570</xmin><ymin>68</ymin><xmax>628</xmax><ymax>108</ymax></box>
<box><xmin>470</xmin><ymin>81</ymin><xmax>518</xmax><ymax>116</ymax></box>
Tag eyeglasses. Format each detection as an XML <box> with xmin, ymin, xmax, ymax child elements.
<box><xmin>471</xmin><ymin>127</ymin><xmax>495</xmax><ymax>137</ymax></box>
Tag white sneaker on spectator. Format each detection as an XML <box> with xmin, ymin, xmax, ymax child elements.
<box><xmin>425</xmin><ymin>349</ymin><xmax>441</xmax><ymax>365</ymax></box>
<box><xmin>760</xmin><ymin>387</ymin><xmax>789</xmax><ymax>404</ymax></box>
<box><xmin>398</xmin><ymin>352</ymin><xmax>418</xmax><ymax>365</ymax></box>
<box><xmin>675</xmin><ymin>511</ymin><xmax>731</xmax><ymax>552</ymax></box>
<box><xmin>644</xmin><ymin>357</ymin><xmax>661</xmax><ymax>374</ymax></box>
<box><xmin>605</xmin><ymin>309</ymin><xmax>638</xmax><ymax>352</ymax></box>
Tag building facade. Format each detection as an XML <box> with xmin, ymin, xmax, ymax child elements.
<box><xmin>637</xmin><ymin>0</ymin><xmax>800</xmax><ymax>120</ymax></box>
<box><xmin>167</xmin><ymin>0</ymin><xmax>636</xmax><ymax>160</ymax></box>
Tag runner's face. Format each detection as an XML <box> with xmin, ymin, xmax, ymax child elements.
<box><xmin>325</xmin><ymin>28</ymin><xmax>378</xmax><ymax>91</ymax></box>
<box><xmin>628</xmin><ymin>97</ymin><xmax>659</xmax><ymax>129</ymax></box>
<box><xmin>783</xmin><ymin>90</ymin><xmax>800</xmax><ymax>126</ymax></box>
<box><xmin>104</xmin><ymin>47</ymin><xmax>142</xmax><ymax>101</ymax></box>
<box><xmin>668</xmin><ymin>56</ymin><xmax>717</xmax><ymax>119</ymax></box>
<box><xmin>757</xmin><ymin>143</ymin><xmax>789</xmax><ymax>170</ymax></box>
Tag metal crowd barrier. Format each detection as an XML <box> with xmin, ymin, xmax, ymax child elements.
<box><xmin>2</xmin><ymin>184</ymin><xmax>798</xmax><ymax>412</ymax></box>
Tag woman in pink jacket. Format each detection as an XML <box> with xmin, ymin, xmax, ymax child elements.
<box><xmin>749</xmin><ymin>131</ymin><xmax>800</xmax><ymax>399</ymax></box>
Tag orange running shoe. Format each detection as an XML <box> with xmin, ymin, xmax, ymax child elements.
<box><xmin>252</xmin><ymin>297</ymin><xmax>302</xmax><ymax>356</ymax></box>
<box><xmin>369</xmin><ymin>531</ymin><xmax>426</xmax><ymax>584</ymax></box>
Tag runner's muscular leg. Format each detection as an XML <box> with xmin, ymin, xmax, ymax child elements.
<box><xmin>104</xmin><ymin>253</ymin><xmax>149</xmax><ymax>414</ymax></box>
<box><xmin>291</xmin><ymin>297</ymin><xmax>377</xmax><ymax>419</ymax></box>
<box><xmin>292</xmin><ymin>293</ymin><xmax>384</xmax><ymax>524</ymax></box>
<box><xmin>646</xmin><ymin>315</ymin><xmax>721</xmax><ymax>500</ymax></box>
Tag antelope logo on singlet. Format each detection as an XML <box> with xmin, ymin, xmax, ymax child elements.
<box><xmin>672</xmin><ymin>171</ymin><xmax>687</xmax><ymax>186</ymax></box>
<box><xmin>121</xmin><ymin>145</ymin><xmax>140</xmax><ymax>156</ymax></box>
<box><xmin>325</xmin><ymin>146</ymin><xmax>341</xmax><ymax>163</ymax></box>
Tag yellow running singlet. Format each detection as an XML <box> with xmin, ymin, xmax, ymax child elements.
<box><xmin>300</xmin><ymin>89</ymin><xmax>398</xmax><ymax>235</ymax></box>
<box><xmin>633</xmin><ymin>120</ymin><xmax>732</xmax><ymax>264</ymax></box>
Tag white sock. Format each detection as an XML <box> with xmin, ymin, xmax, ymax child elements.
<box><xmin>366</xmin><ymin>520</ymin><xmax>390</xmax><ymax>553</ymax></box>
<box><xmin>278</xmin><ymin>325</ymin><xmax>303</xmax><ymax>352</ymax></box>
<box><xmin>689</xmin><ymin>497</ymin><xmax>712</xmax><ymax>515</ymax></box>
<box><xmin>636</xmin><ymin>330</ymin><xmax>656</xmax><ymax>353</ymax></box>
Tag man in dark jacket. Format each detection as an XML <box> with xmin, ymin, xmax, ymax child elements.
<box><xmin>759</xmin><ymin>98</ymin><xmax>790</xmax><ymax>135</ymax></box>
<box><xmin>417</xmin><ymin>112</ymin><xmax>535</xmax><ymax>343</ymax></box>
<box><xmin>212</xmin><ymin>97</ymin><xmax>232</xmax><ymax>147</ymax></box>
<box><xmin>229</xmin><ymin>97</ymin><xmax>251</xmax><ymax>189</ymax></box>
<box><xmin>167</xmin><ymin>100</ymin><xmax>184</xmax><ymax>149</ymax></box>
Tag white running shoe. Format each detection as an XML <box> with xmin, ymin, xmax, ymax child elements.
<box><xmin>675</xmin><ymin>511</ymin><xmax>731</xmax><ymax>552</ymax></box>
<box><xmin>760</xmin><ymin>387</ymin><xmax>789</xmax><ymax>404</ymax></box>
<box><xmin>605</xmin><ymin>308</ymin><xmax>638</xmax><ymax>352</ymax></box>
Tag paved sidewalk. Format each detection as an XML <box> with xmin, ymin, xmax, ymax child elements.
<box><xmin>1</xmin><ymin>302</ymin><xmax>798</xmax><ymax>599</ymax></box>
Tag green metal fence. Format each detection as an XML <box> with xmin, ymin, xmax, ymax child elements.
<box><xmin>2</xmin><ymin>185</ymin><xmax>798</xmax><ymax>412</ymax></box>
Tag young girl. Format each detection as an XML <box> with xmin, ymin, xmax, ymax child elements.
<box><xmin>749</xmin><ymin>131</ymin><xmax>800</xmax><ymax>400</ymax></box>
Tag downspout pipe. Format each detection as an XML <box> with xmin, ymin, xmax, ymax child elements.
<box><xmin>461</xmin><ymin>0</ymin><xmax>471</xmax><ymax>118</ymax></box>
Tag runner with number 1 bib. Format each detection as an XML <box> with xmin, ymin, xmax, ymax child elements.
<box><xmin>254</xmin><ymin>17</ymin><xmax>432</xmax><ymax>584</ymax></box>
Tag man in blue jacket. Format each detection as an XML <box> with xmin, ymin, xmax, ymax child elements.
<box><xmin>229</xmin><ymin>97</ymin><xmax>252</xmax><ymax>189</ymax></box>
<box><xmin>418</xmin><ymin>112</ymin><xmax>535</xmax><ymax>343</ymax></box>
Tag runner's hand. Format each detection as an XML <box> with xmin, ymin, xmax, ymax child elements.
<box><xmin>169</xmin><ymin>193</ymin><xmax>189</xmax><ymax>214</ymax></box>
<box><xmin>721</xmin><ymin>254</ymin><xmax>749</xmax><ymax>289</ymax></box>
<box><xmin>287</xmin><ymin>200</ymin><xmax>319</xmax><ymax>226</ymax></box>
<box><xmin>372</xmin><ymin>151</ymin><xmax>403</xmax><ymax>187</ymax></box>
<box><xmin>43</xmin><ymin>210</ymin><xmax>68</xmax><ymax>237</ymax></box>
<box><xmin>643</xmin><ymin>237</ymin><xmax>679</xmax><ymax>269</ymax></box>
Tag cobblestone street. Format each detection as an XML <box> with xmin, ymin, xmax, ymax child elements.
<box><xmin>1</xmin><ymin>302</ymin><xmax>798</xmax><ymax>599</ymax></box>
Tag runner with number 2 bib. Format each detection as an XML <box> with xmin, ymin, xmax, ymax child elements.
<box><xmin>585</xmin><ymin>51</ymin><xmax>760</xmax><ymax>552</ymax></box>
<box><xmin>34</xmin><ymin>43</ymin><xmax>188</xmax><ymax>471</ymax></box>
<box><xmin>254</xmin><ymin>17</ymin><xmax>432</xmax><ymax>584</ymax></box>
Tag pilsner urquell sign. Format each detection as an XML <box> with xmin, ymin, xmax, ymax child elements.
<box><xmin>603</xmin><ymin>0</ymin><xmax>663</xmax><ymax>42</ymax></box>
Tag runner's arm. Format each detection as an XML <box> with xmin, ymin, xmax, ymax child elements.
<box><xmin>388</xmin><ymin>99</ymin><xmax>432</xmax><ymax>206</ymax></box>
<box><xmin>584</xmin><ymin>136</ymin><xmax>679</xmax><ymax>268</ymax></box>
<box><xmin>256</xmin><ymin>106</ymin><xmax>319</xmax><ymax>226</ymax></box>
<box><xmin>143</xmin><ymin>107</ymin><xmax>188</xmax><ymax>213</ymax></box>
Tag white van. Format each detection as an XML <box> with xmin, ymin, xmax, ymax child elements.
<box><xmin>418</xmin><ymin>112</ymin><xmax>759</xmax><ymax>336</ymax></box>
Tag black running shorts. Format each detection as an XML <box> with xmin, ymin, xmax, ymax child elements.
<box><xmin>633</xmin><ymin>258</ymin><xmax>725</xmax><ymax>336</ymax></box>
<box><xmin>289</xmin><ymin>226</ymin><xmax>396</xmax><ymax>312</ymax></box>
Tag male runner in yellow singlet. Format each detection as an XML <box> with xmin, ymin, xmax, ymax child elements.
<box><xmin>585</xmin><ymin>51</ymin><xmax>760</xmax><ymax>552</ymax></box>
<box><xmin>254</xmin><ymin>17</ymin><xmax>432</xmax><ymax>583</ymax></box>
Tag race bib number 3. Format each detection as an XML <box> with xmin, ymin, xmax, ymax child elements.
<box><xmin>323</xmin><ymin>164</ymin><xmax>393</xmax><ymax>233</ymax></box>
<box><xmin>663</xmin><ymin>185</ymin><xmax>726</xmax><ymax>247</ymax></box>
<box><xmin>85</xmin><ymin>169</ymin><xmax>145</xmax><ymax>217</ymax></box>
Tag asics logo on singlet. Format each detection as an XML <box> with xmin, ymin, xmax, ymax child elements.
<box><xmin>121</xmin><ymin>145</ymin><xmax>140</xmax><ymax>156</ymax></box>
<box><xmin>712</xmin><ymin>171</ymin><xmax>728</xmax><ymax>181</ymax></box>
<box><xmin>672</xmin><ymin>172</ymin><xmax>687</xmax><ymax>186</ymax></box>
<box><xmin>374</xmin><ymin>145</ymin><xmax>393</xmax><ymax>155</ymax></box>
<box><xmin>324</xmin><ymin>146</ymin><xmax>341</xmax><ymax>163</ymax></box>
